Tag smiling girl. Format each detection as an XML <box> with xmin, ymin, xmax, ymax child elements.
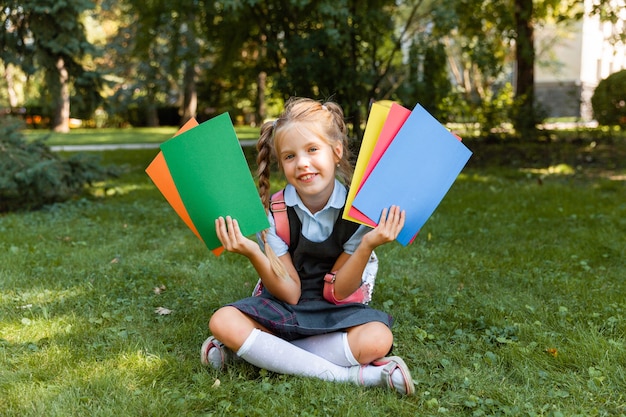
<box><xmin>202</xmin><ymin>97</ymin><xmax>414</xmax><ymax>395</ymax></box>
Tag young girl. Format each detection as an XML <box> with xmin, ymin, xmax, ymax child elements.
<box><xmin>201</xmin><ymin>97</ymin><xmax>415</xmax><ymax>395</ymax></box>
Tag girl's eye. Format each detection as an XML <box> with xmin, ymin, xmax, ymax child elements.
<box><xmin>283</xmin><ymin>154</ymin><xmax>294</xmax><ymax>160</ymax></box>
<box><xmin>308</xmin><ymin>147</ymin><xmax>318</xmax><ymax>153</ymax></box>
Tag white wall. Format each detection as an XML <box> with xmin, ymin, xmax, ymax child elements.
<box><xmin>537</xmin><ymin>0</ymin><xmax>626</xmax><ymax>87</ymax></box>
<box><xmin>535</xmin><ymin>19</ymin><xmax>583</xmax><ymax>83</ymax></box>
<box><xmin>534</xmin><ymin>0</ymin><xmax>626</xmax><ymax>119</ymax></box>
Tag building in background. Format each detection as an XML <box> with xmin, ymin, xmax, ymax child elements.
<box><xmin>535</xmin><ymin>0</ymin><xmax>626</xmax><ymax>121</ymax></box>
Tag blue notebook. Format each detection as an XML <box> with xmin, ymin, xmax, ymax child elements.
<box><xmin>351</xmin><ymin>104</ymin><xmax>472</xmax><ymax>245</ymax></box>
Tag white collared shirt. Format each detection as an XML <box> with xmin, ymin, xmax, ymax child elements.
<box><xmin>261</xmin><ymin>179</ymin><xmax>370</xmax><ymax>256</ymax></box>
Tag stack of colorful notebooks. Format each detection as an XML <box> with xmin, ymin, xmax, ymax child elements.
<box><xmin>145</xmin><ymin>114</ymin><xmax>269</xmax><ymax>255</ymax></box>
<box><xmin>146</xmin><ymin>102</ymin><xmax>471</xmax><ymax>254</ymax></box>
<box><xmin>344</xmin><ymin>101</ymin><xmax>472</xmax><ymax>245</ymax></box>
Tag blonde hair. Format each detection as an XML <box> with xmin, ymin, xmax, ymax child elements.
<box><xmin>256</xmin><ymin>97</ymin><xmax>353</xmax><ymax>279</ymax></box>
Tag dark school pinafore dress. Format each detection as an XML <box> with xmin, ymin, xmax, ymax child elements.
<box><xmin>228</xmin><ymin>206</ymin><xmax>393</xmax><ymax>341</ymax></box>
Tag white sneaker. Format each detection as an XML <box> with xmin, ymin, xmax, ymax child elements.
<box><xmin>373</xmin><ymin>356</ymin><xmax>416</xmax><ymax>396</ymax></box>
<box><xmin>200</xmin><ymin>336</ymin><xmax>234</xmax><ymax>370</ymax></box>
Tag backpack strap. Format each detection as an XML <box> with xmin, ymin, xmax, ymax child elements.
<box><xmin>252</xmin><ymin>189</ymin><xmax>289</xmax><ymax>297</ymax></box>
<box><xmin>323</xmin><ymin>271</ymin><xmax>372</xmax><ymax>305</ymax></box>
<box><xmin>270</xmin><ymin>189</ymin><xmax>290</xmax><ymax>247</ymax></box>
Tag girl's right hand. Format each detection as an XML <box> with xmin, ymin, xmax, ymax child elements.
<box><xmin>215</xmin><ymin>216</ymin><xmax>260</xmax><ymax>257</ymax></box>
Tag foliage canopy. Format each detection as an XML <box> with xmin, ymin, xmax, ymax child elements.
<box><xmin>1</xmin><ymin>0</ymin><xmax>625</xmax><ymax>136</ymax></box>
<box><xmin>0</xmin><ymin>0</ymin><xmax>102</xmax><ymax>130</ymax></box>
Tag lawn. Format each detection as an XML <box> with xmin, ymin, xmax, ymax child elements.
<box><xmin>1</xmin><ymin>131</ymin><xmax>625</xmax><ymax>416</ymax></box>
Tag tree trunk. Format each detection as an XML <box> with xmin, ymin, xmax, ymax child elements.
<box><xmin>52</xmin><ymin>56</ymin><xmax>70</xmax><ymax>133</ymax></box>
<box><xmin>181</xmin><ymin>61</ymin><xmax>198</xmax><ymax>125</ymax></box>
<box><xmin>351</xmin><ymin>106</ymin><xmax>362</xmax><ymax>142</ymax></box>
<box><xmin>256</xmin><ymin>71</ymin><xmax>267</xmax><ymax>126</ymax></box>
<box><xmin>3</xmin><ymin>63</ymin><xmax>19</xmax><ymax>108</ymax></box>
<box><xmin>146</xmin><ymin>103</ymin><xmax>159</xmax><ymax>127</ymax></box>
<box><xmin>513</xmin><ymin>0</ymin><xmax>537</xmax><ymax>137</ymax></box>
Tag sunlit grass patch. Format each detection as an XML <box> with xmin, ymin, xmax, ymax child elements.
<box><xmin>25</xmin><ymin>126</ymin><xmax>261</xmax><ymax>146</ymax></box>
<box><xmin>521</xmin><ymin>163</ymin><xmax>576</xmax><ymax>176</ymax></box>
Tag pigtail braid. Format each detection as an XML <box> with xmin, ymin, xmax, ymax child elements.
<box><xmin>256</xmin><ymin>120</ymin><xmax>290</xmax><ymax>281</ymax></box>
<box><xmin>256</xmin><ymin>121</ymin><xmax>275</xmax><ymax>211</ymax></box>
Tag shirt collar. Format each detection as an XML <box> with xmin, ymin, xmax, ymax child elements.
<box><xmin>284</xmin><ymin>179</ymin><xmax>346</xmax><ymax>213</ymax></box>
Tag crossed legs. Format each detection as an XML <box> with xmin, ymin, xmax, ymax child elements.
<box><xmin>208</xmin><ymin>306</ymin><xmax>393</xmax><ymax>365</ymax></box>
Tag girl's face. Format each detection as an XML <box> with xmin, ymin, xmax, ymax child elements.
<box><xmin>277</xmin><ymin>124</ymin><xmax>342</xmax><ymax>213</ymax></box>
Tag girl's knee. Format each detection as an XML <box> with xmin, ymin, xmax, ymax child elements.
<box><xmin>349</xmin><ymin>322</ymin><xmax>394</xmax><ymax>363</ymax></box>
<box><xmin>371</xmin><ymin>323</ymin><xmax>394</xmax><ymax>353</ymax></box>
<box><xmin>209</xmin><ymin>306</ymin><xmax>242</xmax><ymax>339</ymax></box>
<box><xmin>208</xmin><ymin>306</ymin><xmax>258</xmax><ymax>350</ymax></box>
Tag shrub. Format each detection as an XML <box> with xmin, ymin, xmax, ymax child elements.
<box><xmin>591</xmin><ymin>69</ymin><xmax>626</xmax><ymax>127</ymax></box>
<box><xmin>0</xmin><ymin>117</ymin><xmax>115</xmax><ymax>212</ymax></box>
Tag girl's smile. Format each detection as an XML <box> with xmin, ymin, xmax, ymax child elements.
<box><xmin>277</xmin><ymin>124</ymin><xmax>342</xmax><ymax>213</ymax></box>
<box><xmin>297</xmin><ymin>173</ymin><xmax>319</xmax><ymax>184</ymax></box>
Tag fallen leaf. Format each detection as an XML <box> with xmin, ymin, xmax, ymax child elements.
<box><xmin>546</xmin><ymin>348</ymin><xmax>558</xmax><ymax>357</ymax></box>
<box><xmin>154</xmin><ymin>307</ymin><xmax>173</xmax><ymax>315</ymax></box>
<box><xmin>212</xmin><ymin>379</ymin><xmax>221</xmax><ymax>388</ymax></box>
<box><xmin>153</xmin><ymin>285</ymin><xmax>167</xmax><ymax>295</ymax></box>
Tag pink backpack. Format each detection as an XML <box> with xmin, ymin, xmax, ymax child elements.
<box><xmin>252</xmin><ymin>189</ymin><xmax>376</xmax><ymax>305</ymax></box>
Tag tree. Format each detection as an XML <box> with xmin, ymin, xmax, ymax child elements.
<box><xmin>513</xmin><ymin>0</ymin><xmax>536</xmax><ymax>136</ymax></box>
<box><xmin>102</xmin><ymin>0</ymin><xmax>217</xmax><ymax>127</ymax></box>
<box><xmin>0</xmin><ymin>0</ymin><xmax>102</xmax><ymax>132</ymax></box>
<box><xmin>433</xmin><ymin>0</ymin><xmax>590</xmax><ymax>136</ymax></box>
<box><xmin>213</xmin><ymin>0</ymin><xmax>428</xmax><ymax>140</ymax></box>
<box><xmin>511</xmin><ymin>0</ymin><xmax>624</xmax><ymax>135</ymax></box>
<box><xmin>588</xmin><ymin>0</ymin><xmax>626</xmax><ymax>45</ymax></box>
<box><xmin>397</xmin><ymin>35</ymin><xmax>452</xmax><ymax>120</ymax></box>
<box><xmin>1</xmin><ymin>62</ymin><xmax>20</xmax><ymax>108</ymax></box>
<box><xmin>504</xmin><ymin>0</ymin><xmax>625</xmax><ymax>135</ymax></box>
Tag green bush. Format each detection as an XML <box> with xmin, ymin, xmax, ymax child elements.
<box><xmin>0</xmin><ymin>117</ymin><xmax>115</xmax><ymax>212</ymax></box>
<box><xmin>591</xmin><ymin>69</ymin><xmax>626</xmax><ymax>127</ymax></box>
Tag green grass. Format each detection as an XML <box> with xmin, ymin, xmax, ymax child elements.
<box><xmin>1</xmin><ymin>136</ymin><xmax>625</xmax><ymax>416</ymax></box>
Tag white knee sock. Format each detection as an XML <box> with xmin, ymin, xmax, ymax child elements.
<box><xmin>236</xmin><ymin>329</ymin><xmax>408</xmax><ymax>392</ymax></box>
<box><xmin>237</xmin><ymin>329</ymin><xmax>355</xmax><ymax>382</ymax></box>
<box><xmin>291</xmin><ymin>332</ymin><xmax>360</xmax><ymax>367</ymax></box>
<box><xmin>206</xmin><ymin>332</ymin><xmax>358</xmax><ymax>368</ymax></box>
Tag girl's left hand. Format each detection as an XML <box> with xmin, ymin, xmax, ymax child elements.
<box><xmin>362</xmin><ymin>205</ymin><xmax>405</xmax><ymax>250</ymax></box>
<box><xmin>215</xmin><ymin>216</ymin><xmax>259</xmax><ymax>257</ymax></box>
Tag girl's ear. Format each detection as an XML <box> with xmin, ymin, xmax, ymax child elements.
<box><xmin>333</xmin><ymin>142</ymin><xmax>343</xmax><ymax>164</ymax></box>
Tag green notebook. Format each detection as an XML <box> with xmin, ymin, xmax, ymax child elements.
<box><xmin>159</xmin><ymin>113</ymin><xmax>269</xmax><ymax>251</ymax></box>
